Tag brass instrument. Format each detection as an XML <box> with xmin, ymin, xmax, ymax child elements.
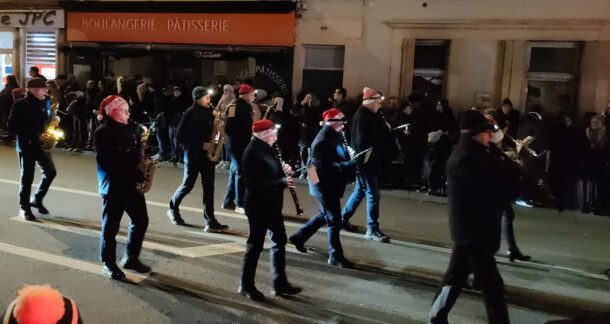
<box><xmin>504</xmin><ymin>133</ymin><xmax>539</xmax><ymax>158</ymax></box>
<box><xmin>41</xmin><ymin>98</ymin><xmax>65</xmax><ymax>150</ymax></box>
<box><xmin>274</xmin><ymin>143</ymin><xmax>304</xmax><ymax>217</ymax></box>
<box><xmin>135</xmin><ymin>123</ymin><xmax>157</xmax><ymax>193</ymax></box>
<box><xmin>262</xmin><ymin>97</ymin><xmax>282</xmax><ymax>120</ymax></box>
<box><xmin>208</xmin><ymin>103</ymin><xmax>228</xmax><ymax>163</ymax></box>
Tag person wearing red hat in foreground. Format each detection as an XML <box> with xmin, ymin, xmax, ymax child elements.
<box><xmin>239</xmin><ymin>119</ymin><xmax>302</xmax><ymax>300</ymax></box>
<box><xmin>7</xmin><ymin>77</ymin><xmax>56</xmax><ymax>221</ymax></box>
<box><xmin>223</xmin><ymin>83</ymin><xmax>255</xmax><ymax>214</ymax></box>
<box><xmin>340</xmin><ymin>87</ymin><xmax>391</xmax><ymax>243</ymax></box>
<box><xmin>93</xmin><ymin>95</ymin><xmax>151</xmax><ymax>280</ymax></box>
<box><xmin>2</xmin><ymin>284</ymin><xmax>83</xmax><ymax>323</ymax></box>
<box><xmin>288</xmin><ymin>108</ymin><xmax>356</xmax><ymax>268</ymax></box>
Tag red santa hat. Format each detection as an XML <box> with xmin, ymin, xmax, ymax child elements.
<box><xmin>362</xmin><ymin>87</ymin><xmax>382</xmax><ymax>105</ymax></box>
<box><xmin>252</xmin><ymin>119</ymin><xmax>278</xmax><ymax>139</ymax></box>
<box><xmin>98</xmin><ymin>95</ymin><xmax>127</xmax><ymax>121</ymax></box>
<box><xmin>239</xmin><ymin>84</ymin><xmax>254</xmax><ymax>95</ymax></box>
<box><xmin>322</xmin><ymin>108</ymin><xmax>343</xmax><ymax>121</ymax></box>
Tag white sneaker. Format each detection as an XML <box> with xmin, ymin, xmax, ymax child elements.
<box><xmin>235</xmin><ymin>207</ymin><xmax>245</xmax><ymax>214</ymax></box>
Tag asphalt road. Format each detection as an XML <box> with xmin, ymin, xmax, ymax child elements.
<box><xmin>0</xmin><ymin>146</ymin><xmax>571</xmax><ymax>323</ymax></box>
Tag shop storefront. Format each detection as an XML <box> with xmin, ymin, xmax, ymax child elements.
<box><xmin>0</xmin><ymin>9</ymin><xmax>63</xmax><ymax>89</ymax></box>
<box><xmin>62</xmin><ymin>1</ymin><xmax>295</xmax><ymax>97</ymax></box>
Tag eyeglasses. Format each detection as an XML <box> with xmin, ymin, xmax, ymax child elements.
<box><xmin>116</xmin><ymin>108</ymin><xmax>130</xmax><ymax>114</ymax></box>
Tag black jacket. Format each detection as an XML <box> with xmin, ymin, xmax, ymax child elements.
<box><xmin>176</xmin><ymin>103</ymin><xmax>214</xmax><ymax>151</ymax></box>
<box><xmin>94</xmin><ymin>118</ymin><xmax>142</xmax><ymax>196</ymax></box>
<box><xmin>242</xmin><ymin>137</ymin><xmax>287</xmax><ymax>215</ymax></box>
<box><xmin>308</xmin><ymin>125</ymin><xmax>355</xmax><ymax>198</ymax></box>
<box><xmin>7</xmin><ymin>94</ymin><xmax>49</xmax><ymax>152</ymax></box>
<box><xmin>350</xmin><ymin>106</ymin><xmax>390</xmax><ymax>172</ymax></box>
<box><xmin>447</xmin><ymin>137</ymin><xmax>520</xmax><ymax>254</ymax></box>
<box><xmin>298</xmin><ymin>104</ymin><xmax>323</xmax><ymax>146</ymax></box>
<box><xmin>225</xmin><ymin>98</ymin><xmax>253</xmax><ymax>159</ymax></box>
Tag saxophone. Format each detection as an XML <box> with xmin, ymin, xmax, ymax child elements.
<box><xmin>135</xmin><ymin>123</ymin><xmax>157</xmax><ymax>193</ymax></box>
<box><xmin>207</xmin><ymin>103</ymin><xmax>228</xmax><ymax>162</ymax></box>
<box><xmin>41</xmin><ymin>98</ymin><xmax>65</xmax><ymax>150</ymax></box>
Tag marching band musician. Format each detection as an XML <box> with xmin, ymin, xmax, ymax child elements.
<box><xmin>429</xmin><ymin>110</ymin><xmax>520</xmax><ymax>324</ymax></box>
<box><xmin>289</xmin><ymin>108</ymin><xmax>356</xmax><ymax>268</ymax></box>
<box><xmin>167</xmin><ymin>86</ymin><xmax>229</xmax><ymax>232</ymax></box>
<box><xmin>341</xmin><ymin>87</ymin><xmax>391</xmax><ymax>243</ymax></box>
<box><xmin>94</xmin><ymin>95</ymin><xmax>151</xmax><ymax>280</ymax></box>
<box><xmin>239</xmin><ymin>119</ymin><xmax>301</xmax><ymax>300</ymax></box>
<box><xmin>7</xmin><ymin>77</ymin><xmax>57</xmax><ymax>221</ymax></box>
<box><xmin>222</xmin><ymin>84</ymin><xmax>255</xmax><ymax>214</ymax></box>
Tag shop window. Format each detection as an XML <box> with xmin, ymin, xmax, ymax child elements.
<box><xmin>412</xmin><ymin>40</ymin><xmax>449</xmax><ymax>104</ymax></box>
<box><xmin>302</xmin><ymin>45</ymin><xmax>344</xmax><ymax>100</ymax></box>
<box><xmin>525</xmin><ymin>42</ymin><xmax>581</xmax><ymax>117</ymax></box>
<box><xmin>25</xmin><ymin>31</ymin><xmax>57</xmax><ymax>80</ymax></box>
<box><xmin>0</xmin><ymin>31</ymin><xmax>13</xmax><ymax>91</ymax></box>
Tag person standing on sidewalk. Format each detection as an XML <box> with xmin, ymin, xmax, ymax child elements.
<box><xmin>341</xmin><ymin>87</ymin><xmax>391</xmax><ymax>243</ymax></box>
<box><xmin>94</xmin><ymin>95</ymin><xmax>151</xmax><ymax>280</ymax></box>
<box><xmin>429</xmin><ymin>110</ymin><xmax>520</xmax><ymax>324</ymax></box>
<box><xmin>223</xmin><ymin>84</ymin><xmax>255</xmax><ymax>214</ymax></box>
<box><xmin>7</xmin><ymin>77</ymin><xmax>57</xmax><ymax>221</ymax></box>
<box><xmin>289</xmin><ymin>108</ymin><xmax>356</xmax><ymax>268</ymax></box>
<box><xmin>239</xmin><ymin>119</ymin><xmax>301</xmax><ymax>300</ymax></box>
<box><xmin>167</xmin><ymin>86</ymin><xmax>229</xmax><ymax>232</ymax></box>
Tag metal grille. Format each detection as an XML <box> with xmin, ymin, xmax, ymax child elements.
<box><xmin>25</xmin><ymin>31</ymin><xmax>56</xmax><ymax>66</ymax></box>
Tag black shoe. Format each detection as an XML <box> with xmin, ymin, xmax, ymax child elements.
<box><xmin>238</xmin><ymin>286</ymin><xmax>265</xmax><ymax>301</ymax></box>
<box><xmin>102</xmin><ymin>262</ymin><xmax>126</xmax><ymax>280</ymax></box>
<box><xmin>289</xmin><ymin>236</ymin><xmax>307</xmax><ymax>253</ymax></box>
<box><xmin>121</xmin><ymin>257</ymin><xmax>151</xmax><ymax>273</ymax></box>
<box><xmin>29</xmin><ymin>199</ymin><xmax>49</xmax><ymax>215</ymax></box>
<box><xmin>416</xmin><ymin>185</ymin><xmax>429</xmax><ymax>193</ymax></box>
<box><xmin>204</xmin><ymin>220</ymin><xmax>229</xmax><ymax>233</ymax></box>
<box><xmin>272</xmin><ymin>282</ymin><xmax>302</xmax><ymax>296</ymax></box>
<box><xmin>328</xmin><ymin>256</ymin><xmax>354</xmax><ymax>269</ymax></box>
<box><xmin>222</xmin><ymin>202</ymin><xmax>236</xmax><ymax>210</ymax></box>
<box><xmin>19</xmin><ymin>209</ymin><xmax>36</xmax><ymax>221</ymax></box>
<box><xmin>342</xmin><ymin>220</ymin><xmax>358</xmax><ymax>233</ymax></box>
<box><xmin>507</xmin><ymin>250</ymin><xmax>531</xmax><ymax>262</ymax></box>
<box><xmin>167</xmin><ymin>209</ymin><xmax>185</xmax><ymax>225</ymax></box>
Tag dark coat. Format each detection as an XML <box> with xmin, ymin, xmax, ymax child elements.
<box><xmin>298</xmin><ymin>104</ymin><xmax>323</xmax><ymax>146</ymax></box>
<box><xmin>165</xmin><ymin>94</ymin><xmax>191</xmax><ymax>126</ymax></box>
<box><xmin>225</xmin><ymin>97</ymin><xmax>253</xmax><ymax>159</ymax></box>
<box><xmin>175</xmin><ymin>103</ymin><xmax>214</xmax><ymax>151</ymax></box>
<box><xmin>350</xmin><ymin>106</ymin><xmax>390</xmax><ymax>172</ymax></box>
<box><xmin>242</xmin><ymin>137</ymin><xmax>287</xmax><ymax>215</ymax></box>
<box><xmin>308</xmin><ymin>125</ymin><xmax>355</xmax><ymax>198</ymax></box>
<box><xmin>94</xmin><ymin>118</ymin><xmax>142</xmax><ymax>196</ymax></box>
<box><xmin>7</xmin><ymin>94</ymin><xmax>49</xmax><ymax>152</ymax></box>
<box><xmin>447</xmin><ymin>137</ymin><xmax>520</xmax><ymax>254</ymax></box>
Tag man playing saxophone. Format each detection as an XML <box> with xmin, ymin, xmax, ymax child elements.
<box><xmin>94</xmin><ymin>95</ymin><xmax>151</xmax><ymax>280</ymax></box>
<box><xmin>167</xmin><ymin>86</ymin><xmax>229</xmax><ymax>232</ymax></box>
<box><xmin>8</xmin><ymin>77</ymin><xmax>57</xmax><ymax>221</ymax></box>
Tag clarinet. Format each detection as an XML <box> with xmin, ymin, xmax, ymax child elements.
<box><xmin>273</xmin><ymin>144</ymin><xmax>304</xmax><ymax>217</ymax></box>
<box><xmin>340</xmin><ymin>130</ymin><xmax>364</xmax><ymax>188</ymax></box>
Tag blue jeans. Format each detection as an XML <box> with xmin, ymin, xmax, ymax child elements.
<box><xmin>341</xmin><ymin>168</ymin><xmax>380</xmax><ymax>230</ymax></box>
<box><xmin>291</xmin><ymin>195</ymin><xmax>344</xmax><ymax>259</ymax></box>
<box><xmin>223</xmin><ymin>154</ymin><xmax>244</xmax><ymax>208</ymax></box>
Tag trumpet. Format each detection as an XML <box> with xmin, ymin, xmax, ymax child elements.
<box><xmin>504</xmin><ymin>133</ymin><xmax>539</xmax><ymax>158</ymax></box>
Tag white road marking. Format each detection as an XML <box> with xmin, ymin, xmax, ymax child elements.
<box><xmin>1</xmin><ymin>178</ymin><xmax>607</xmax><ymax>280</ymax></box>
<box><xmin>10</xmin><ymin>216</ymin><xmax>245</xmax><ymax>258</ymax></box>
<box><xmin>0</xmin><ymin>241</ymin><xmax>147</xmax><ymax>283</ymax></box>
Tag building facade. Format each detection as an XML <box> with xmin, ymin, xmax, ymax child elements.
<box><xmin>294</xmin><ymin>0</ymin><xmax>610</xmax><ymax>117</ymax></box>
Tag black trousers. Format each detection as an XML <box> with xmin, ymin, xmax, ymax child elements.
<box><xmin>170</xmin><ymin>148</ymin><xmax>217</xmax><ymax>225</ymax></box>
<box><xmin>18</xmin><ymin>148</ymin><xmax>57</xmax><ymax>210</ymax></box>
<box><xmin>502</xmin><ymin>205</ymin><xmax>520</xmax><ymax>253</ymax></box>
<box><xmin>291</xmin><ymin>195</ymin><xmax>344</xmax><ymax>259</ymax></box>
<box><xmin>100</xmin><ymin>189</ymin><xmax>149</xmax><ymax>263</ymax></box>
<box><xmin>241</xmin><ymin>211</ymin><xmax>288</xmax><ymax>289</ymax></box>
<box><xmin>429</xmin><ymin>245</ymin><xmax>509</xmax><ymax>324</ymax></box>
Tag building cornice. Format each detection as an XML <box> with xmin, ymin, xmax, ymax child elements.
<box><xmin>385</xmin><ymin>19</ymin><xmax>609</xmax><ymax>31</ymax></box>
